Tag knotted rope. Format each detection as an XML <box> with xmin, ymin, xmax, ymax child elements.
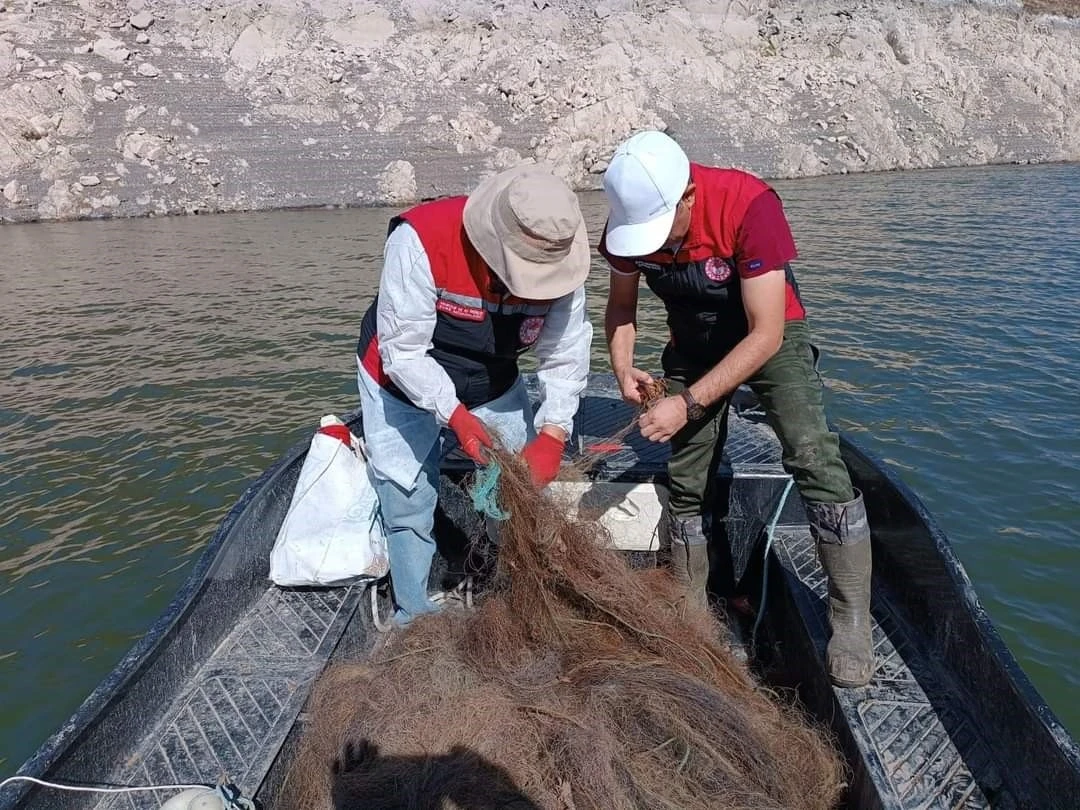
<box><xmin>469</xmin><ymin>458</ymin><xmax>511</xmax><ymax>521</ymax></box>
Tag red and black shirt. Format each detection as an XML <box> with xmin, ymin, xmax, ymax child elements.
<box><xmin>599</xmin><ymin>164</ymin><xmax>805</xmax><ymax>372</ymax></box>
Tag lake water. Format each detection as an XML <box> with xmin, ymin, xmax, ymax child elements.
<box><xmin>1</xmin><ymin>162</ymin><xmax>1078</xmax><ymax>773</ymax></box>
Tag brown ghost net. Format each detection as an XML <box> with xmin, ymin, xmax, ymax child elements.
<box><xmin>279</xmin><ymin>383</ymin><xmax>844</xmax><ymax>810</ymax></box>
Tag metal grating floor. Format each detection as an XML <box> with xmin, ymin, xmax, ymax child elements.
<box><xmin>96</xmin><ymin>586</ymin><xmax>361</xmax><ymax>809</ymax></box>
<box><xmin>572</xmin><ymin>381</ymin><xmax>1001</xmax><ymax>809</ymax></box>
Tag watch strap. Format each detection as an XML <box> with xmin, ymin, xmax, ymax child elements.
<box><xmin>680</xmin><ymin>388</ymin><xmax>706</xmax><ymax>420</ymax></box>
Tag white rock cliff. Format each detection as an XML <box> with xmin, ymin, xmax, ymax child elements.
<box><xmin>0</xmin><ymin>0</ymin><xmax>1077</xmax><ymax>222</ymax></box>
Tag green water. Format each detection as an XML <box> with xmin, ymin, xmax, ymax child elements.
<box><xmin>1</xmin><ymin>163</ymin><xmax>1078</xmax><ymax>772</ymax></box>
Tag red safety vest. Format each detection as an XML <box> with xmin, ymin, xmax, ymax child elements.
<box><xmin>357</xmin><ymin>197</ymin><xmax>552</xmax><ymax>408</ymax></box>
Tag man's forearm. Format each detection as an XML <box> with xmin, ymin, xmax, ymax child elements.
<box><xmin>532</xmin><ymin>287</ymin><xmax>590</xmax><ymax>437</ymax></box>
<box><xmin>689</xmin><ymin>328</ymin><xmax>783</xmax><ymax>407</ymax></box>
<box><xmin>606</xmin><ymin>307</ymin><xmax>638</xmax><ymax>374</ymax></box>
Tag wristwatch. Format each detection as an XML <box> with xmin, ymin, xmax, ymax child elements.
<box><xmin>680</xmin><ymin>388</ymin><xmax>707</xmax><ymax>421</ymax></box>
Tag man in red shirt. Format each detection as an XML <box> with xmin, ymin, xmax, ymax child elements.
<box><xmin>599</xmin><ymin>130</ymin><xmax>874</xmax><ymax>688</ymax></box>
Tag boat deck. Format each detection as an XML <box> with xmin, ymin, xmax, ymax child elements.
<box><xmin>64</xmin><ymin>379</ymin><xmax>1004</xmax><ymax>809</ymax></box>
<box><xmin>95</xmin><ymin>586</ymin><xmax>365</xmax><ymax>809</ymax></box>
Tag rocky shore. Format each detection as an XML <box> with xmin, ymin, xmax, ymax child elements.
<box><xmin>1</xmin><ymin>0</ymin><xmax>1078</xmax><ymax>223</ymax></box>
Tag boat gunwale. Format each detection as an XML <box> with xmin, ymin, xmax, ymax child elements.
<box><xmin>839</xmin><ymin>433</ymin><xmax>1080</xmax><ymax>796</ymax></box>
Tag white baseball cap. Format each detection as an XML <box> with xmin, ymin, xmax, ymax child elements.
<box><xmin>602</xmin><ymin>130</ymin><xmax>691</xmax><ymax>257</ymax></box>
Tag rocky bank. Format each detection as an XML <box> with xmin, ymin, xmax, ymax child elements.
<box><xmin>1</xmin><ymin>0</ymin><xmax>1078</xmax><ymax>223</ymax></box>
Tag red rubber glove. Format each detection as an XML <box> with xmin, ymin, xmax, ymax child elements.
<box><xmin>448</xmin><ymin>404</ymin><xmax>493</xmax><ymax>464</ymax></box>
<box><xmin>522</xmin><ymin>431</ymin><xmax>565</xmax><ymax>488</ymax></box>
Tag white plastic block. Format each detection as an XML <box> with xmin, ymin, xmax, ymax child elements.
<box><xmin>546</xmin><ymin>481</ymin><xmax>669</xmax><ymax>551</ymax></box>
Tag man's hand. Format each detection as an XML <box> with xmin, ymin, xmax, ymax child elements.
<box><xmin>521</xmin><ymin>431</ymin><xmax>565</xmax><ymax>488</ymax></box>
<box><xmin>448</xmin><ymin>404</ymin><xmax>493</xmax><ymax>464</ymax></box>
<box><xmin>639</xmin><ymin>394</ymin><xmax>689</xmax><ymax>443</ymax></box>
<box><xmin>617</xmin><ymin>367</ymin><xmax>655</xmax><ymax>406</ymax></box>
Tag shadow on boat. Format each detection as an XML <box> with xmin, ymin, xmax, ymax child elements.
<box><xmin>329</xmin><ymin>740</ymin><xmax>540</xmax><ymax>810</ymax></box>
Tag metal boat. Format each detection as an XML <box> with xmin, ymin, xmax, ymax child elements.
<box><xmin>3</xmin><ymin>374</ymin><xmax>1078</xmax><ymax>810</ymax></box>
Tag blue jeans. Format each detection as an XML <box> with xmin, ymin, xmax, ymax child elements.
<box><xmin>358</xmin><ymin>370</ymin><xmax>534</xmax><ymax>624</ymax></box>
<box><xmin>370</xmin><ymin>438</ymin><xmax>444</xmax><ymax>624</ymax></box>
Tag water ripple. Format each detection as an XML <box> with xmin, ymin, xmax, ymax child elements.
<box><xmin>0</xmin><ymin>164</ymin><xmax>1077</xmax><ymax>771</ymax></box>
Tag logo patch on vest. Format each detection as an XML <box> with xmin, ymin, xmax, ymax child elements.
<box><xmin>636</xmin><ymin>261</ymin><xmax>663</xmax><ymax>272</ymax></box>
<box><xmin>703</xmin><ymin>257</ymin><xmax>732</xmax><ymax>283</ymax></box>
<box><xmin>519</xmin><ymin>316</ymin><xmax>545</xmax><ymax>346</ymax></box>
<box><xmin>436</xmin><ymin>298</ymin><xmax>485</xmax><ymax>322</ymax></box>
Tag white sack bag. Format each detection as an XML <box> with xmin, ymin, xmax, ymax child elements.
<box><xmin>269</xmin><ymin>414</ymin><xmax>389</xmax><ymax>587</ymax></box>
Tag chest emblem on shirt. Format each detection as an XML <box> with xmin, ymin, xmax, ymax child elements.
<box><xmin>519</xmin><ymin>316</ymin><xmax>545</xmax><ymax>346</ymax></box>
<box><xmin>703</xmin><ymin>257</ymin><xmax>732</xmax><ymax>283</ymax></box>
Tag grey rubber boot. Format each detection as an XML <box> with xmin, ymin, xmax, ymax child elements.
<box><xmin>806</xmin><ymin>491</ymin><xmax>875</xmax><ymax>688</ymax></box>
<box><xmin>668</xmin><ymin>515</ymin><xmax>710</xmax><ymax>612</ymax></box>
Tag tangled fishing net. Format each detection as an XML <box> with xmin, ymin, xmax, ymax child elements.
<box><xmin>279</xmin><ymin>382</ymin><xmax>844</xmax><ymax>810</ymax></box>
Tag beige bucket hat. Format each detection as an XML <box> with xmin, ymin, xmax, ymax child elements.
<box><xmin>462</xmin><ymin>164</ymin><xmax>590</xmax><ymax>300</ymax></box>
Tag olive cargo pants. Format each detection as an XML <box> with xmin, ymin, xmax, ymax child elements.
<box><xmin>664</xmin><ymin>319</ymin><xmax>855</xmax><ymax>520</ymax></box>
